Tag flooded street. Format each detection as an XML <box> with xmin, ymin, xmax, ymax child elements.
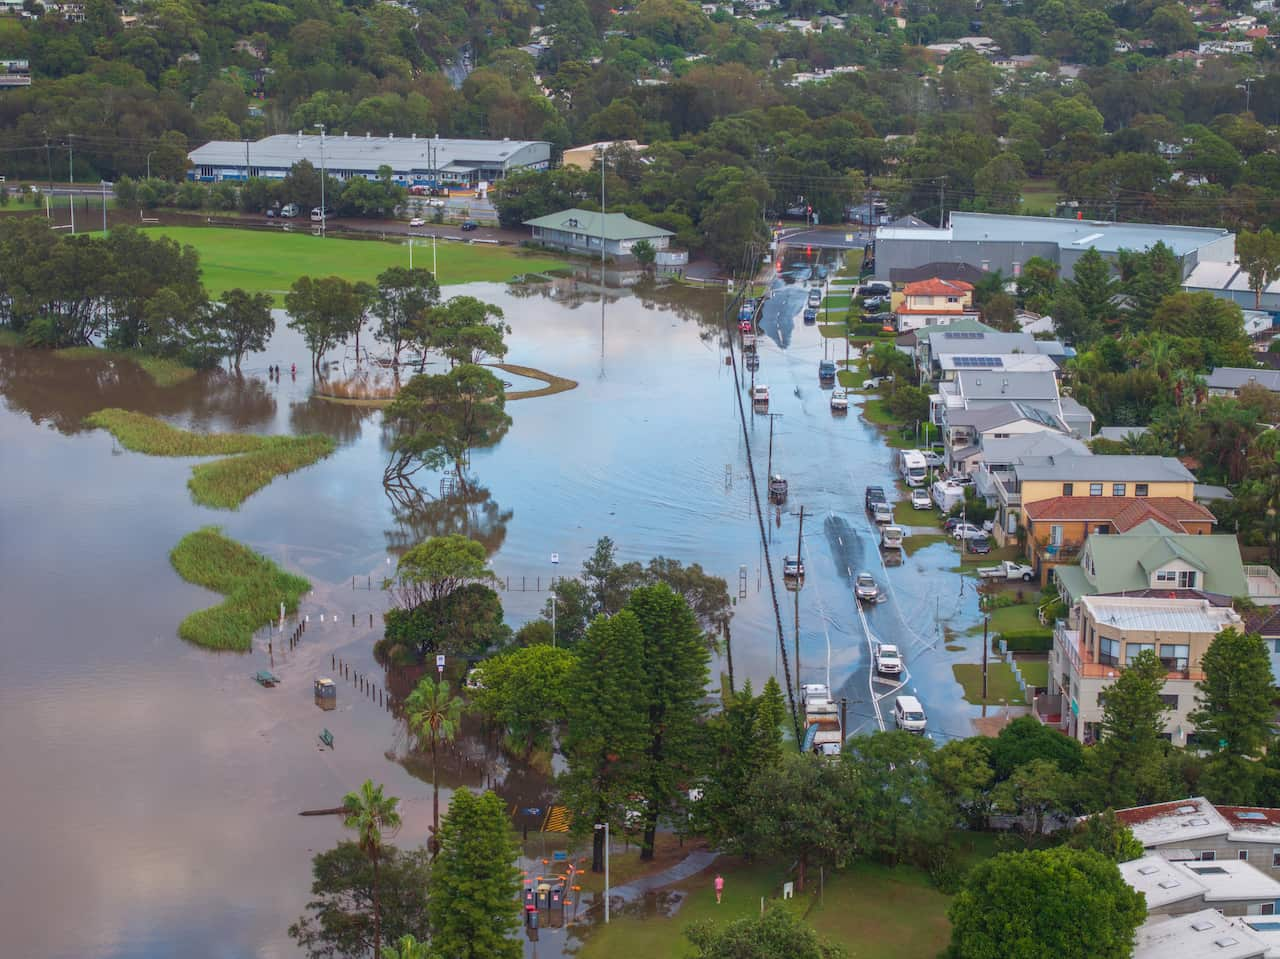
<box><xmin>1</xmin><ymin>256</ymin><xmax>993</xmax><ymax>959</ymax></box>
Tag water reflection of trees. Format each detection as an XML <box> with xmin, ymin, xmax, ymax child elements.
<box><xmin>0</xmin><ymin>348</ymin><xmax>278</xmax><ymax>434</ymax></box>
<box><xmin>506</xmin><ymin>272</ymin><xmax>727</xmax><ymax>339</ymax></box>
<box><xmin>383</xmin><ymin>478</ymin><xmax>512</xmax><ymax>557</ymax></box>
<box><xmin>288</xmin><ymin>395</ymin><xmax>379</xmax><ymax>445</ymax></box>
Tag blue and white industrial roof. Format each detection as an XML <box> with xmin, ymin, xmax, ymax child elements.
<box><xmin>188</xmin><ymin>134</ymin><xmax>550</xmax><ymax>174</ymax></box>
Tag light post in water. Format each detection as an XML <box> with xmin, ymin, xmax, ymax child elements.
<box><xmin>594</xmin><ymin>822</ymin><xmax>610</xmax><ymax>923</ymax></box>
<box><xmin>313</xmin><ymin>123</ymin><xmax>326</xmax><ymax>237</ymax></box>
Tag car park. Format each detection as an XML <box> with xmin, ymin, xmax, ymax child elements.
<box><xmin>911</xmin><ymin>488</ymin><xmax>932</xmax><ymax>509</ymax></box>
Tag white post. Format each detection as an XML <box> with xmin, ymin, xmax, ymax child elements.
<box><xmin>551</xmin><ymin>586</ymin><xmax>556</xmax><ymax>648</ymax></box>
<box><xmin>604</xmin><ymin>821</ymin><xmax>610</xmax><ymax>923</ymax></box>
<box><xmin>409</xmin><ymin>236</ymin><xmax>413</xmax><ymax>270</ymax></box>
<box><xmin>433</xmin><ymin>233</ymin><xmax>437</xmax><ymax>276</ymax></box>
<box><xmin>69</xmin><ymin>191</ymin><xmax>75</xmax><ymax>235</ymax></box>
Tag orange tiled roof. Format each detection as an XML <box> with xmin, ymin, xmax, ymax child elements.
<box><xmin>1023</xmin><ymin>496</ymin><xmax>1215</xmax><ymax>533</ymax></box>
<box><xmin>902</xmin><ymin>278</ymin><xmax>974</xmax><ymax>296</ymax></box>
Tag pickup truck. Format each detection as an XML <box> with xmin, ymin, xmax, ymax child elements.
<box><xmin>978</xmin><ymin>560</ymin><xmax>1036</xmax><ymax>582</ymax></box>
<box><xmin>875</xmin><ymin>643</ymin><xmax>903</xmax><ymax>675</ymax></box>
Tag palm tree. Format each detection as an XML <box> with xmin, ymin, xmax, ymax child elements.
<box><xmin>382</xmin><ymin>933</ymin><xmax>431</xmax><ymax>959</ymax></box>
<box><xmin>342</xmin><ymin>779</ymin><xmax>402</xmax><ymax>959</ymax></box>
<box><xmin>406</xmin><ymin>677</ymin><xmax>464</xmax><ymax>852</ymax></box>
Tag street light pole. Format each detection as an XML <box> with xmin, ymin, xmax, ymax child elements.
<box><xmin>146</xmin><ymin>151</ymin><xmax>153</xmax><ymax>180</ymax></box>
<box><xmin>101</xmin><ymin>180</ymin><xmax>110</xmax><ymax>234</ymax></box>
<box><xmin>314</xmin><ymin>123</ymin><xmax>326</xmax><ymax>237</ymax></box>
<box><xmin>594</xmin><ymin>822</ymin><xmax>610</xmax><ymax>923</ymax></box>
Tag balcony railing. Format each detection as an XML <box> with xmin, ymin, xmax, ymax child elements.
<box><xmin>1244</xmin><ymin>565</ymin><xmax>1280</xmax><ymax>602</ymax></box>
<box><xmin>1038</xmin><ymin>543</ymin><xmax>1081</xmax><ymax>562</ymax></box>
<box><xmin>1054</xmin><ymin>618</ymin><xmax>1203</xmax><ymax>681</ymax></box>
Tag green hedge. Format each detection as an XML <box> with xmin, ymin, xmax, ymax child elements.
<box><xmin>996</xmin><ymin>628</ymin><xmax>1052</xmax><ymax>652</ymax></box>
<box><xmin>853</xmin><ymin>322</ymin><xmax>883</xmax><ymax>336</ymax></box>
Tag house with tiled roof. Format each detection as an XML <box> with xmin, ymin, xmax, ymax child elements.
<box><xmin>894</xmin><ymin>277</ymin><xmax>978</xmax><ymax>331</ymax></box>
<box><xmin>1024</xmin><ymin>495</ymin><xmax>1216</xmax><ymax>584</ymax></box>
<box><xmin>1112</xmin><ymin>798</ymin><xmax>1280</xmax><ymax>878</ymax></box>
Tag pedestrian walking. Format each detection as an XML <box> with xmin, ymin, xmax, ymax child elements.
<box><xmin>714</xmin><ymin>873</ymin><xmax>724</xmax><ymax>904</ymax></box>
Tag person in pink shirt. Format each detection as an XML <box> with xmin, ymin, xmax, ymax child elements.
<box><xmin>714</xmin><ymin>873</ymin><xmax>725</xmax><ymax>904</ymax></box>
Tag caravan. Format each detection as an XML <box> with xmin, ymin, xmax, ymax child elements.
<box><xmin>897</xmin><ymin>449</ymin><xmax>928</xmax><ymax>487</ymax></box>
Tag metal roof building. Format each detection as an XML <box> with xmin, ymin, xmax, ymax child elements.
<box><xmin>187</xmin><ymin>133</ymin><xmax>551</xmax><ymax>186</ymax></box>
<box><xmin>874</xmin><ymin>212</ymin><xmax>1235</xmax><ymax>282</ymax></box>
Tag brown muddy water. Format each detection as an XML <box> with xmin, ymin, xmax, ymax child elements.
<box><xmin>0</xmin><ymin>261</ymin><xmax>987</xmax><ymax>958</ymax></box>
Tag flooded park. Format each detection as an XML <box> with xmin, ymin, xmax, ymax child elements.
<box><xmin>0</xmin><ymin>253</ymin><xmax>995</xmax><ymax>958</ymax></box>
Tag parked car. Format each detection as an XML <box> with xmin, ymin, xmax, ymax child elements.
<box><xmin>265</xmin><ymin>208</ymin><xmax>277</xmax><ymax>218</ymax></box>
<box><xmin>862</xmin><ymin>295</ymin><xmax>888</xmax><ymax>310</ymax></box>
<box><xmin>803</xmin><ymin>307</ymin><xmax>818</xmax><ymax>324</ymax></box>
<box><xmin>281</xmin><ymin>203</ymin><xmax>299</xmax><ymax>218</ymax></box>
<box><xmin>783</xmin><ymin>555</ymin><xmax>805</xmax><ymax>578</ymax></box>
<box><xmin>461</xmin><ymin>220</ymin><xmax>479</xmax><ymax>231</ymax></box>
<box><xmin>894</xmin><ymin>695</ymin><xmax>928</xmax><ymax>733</ymax></box>
<box><xmin>966</xmin><ymin>535</ymin><xmax>992</xmax><ymax>554</ymax></box>
<box><xmin>872</xmin><ymin>501</ymin><xmax>893</xmax><ymax>524</ymax></box>
<box><xmin>830</xmin><ymin>389</ymin><xmax>849</xmax><ymax>413</ymax></box>
<box><xmin>807</xmin><ymin>289</ymin><xmax>822</xmax><ymax>308</ymax></box>
<box><xmin>865</xmin><ymin>312</ymin><xmax>895</xmax><ymax>327</ymax></box>
<box><xmin>875</xmin><ymin>643</ymin><xmax>903</xmax><ymax>675</ymax></box>
<box><xmin>861</xmin><ymin>375</ymin><xmax>891</xmax><ymax>390</ymax></box>
<box><xmin>819</xmin><ymin>360</ymin><xmax>836</xmax><ymax>382</ymax></box>
<box><xmin>911</xmin><ymin>487</ymin><xmax>932</xmax><ymax>509</ymax></box>
<box><xmin>943</xmin><ymin>516</ymin><xmax>963</xmax><ymax>533</ymax></box>
<box><xmin>979</xmin><ymin>560</ymin><xmax>1036</xmax><ymax>581</ymax></box>
<box><xmin>951</xmin><ymin>522</ymin><xmax>986</xmax><ymax>541</ymax></box>
<box><xmin>854</xmin><ymin>571</ymin><xmax>880</xmax><ymax>602</ymax></box>
<box><xmin>921</xmin><ymin>450</ymin><xmax>945</xmax><ymax>469</ymax></box>
<box><xmin>408</xmin><ymin>217</ymin><xmax>425</xmax><ymax>227</ymax></box>
<box><xmin>865</xmin><ymin>486</ymin><xmax>887</xmax><ymax>510</ymax></box>
<box><xmin>881</xmin><ymin>525</ymin><xmax>904</xmax><ymax>549</ymax></box>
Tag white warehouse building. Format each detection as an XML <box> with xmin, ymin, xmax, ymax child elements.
<box><xmin>187</xmin><ymin>133</ymin><xmax>551</xmax><ymax>188</ymax></box>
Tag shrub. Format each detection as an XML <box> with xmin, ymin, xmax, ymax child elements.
<box><xmin>997</xmin><ymin>628</ymin><xmax>1053</xmax><ymax>652</ymax></box>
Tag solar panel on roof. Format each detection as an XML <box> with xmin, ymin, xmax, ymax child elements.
<box><xmin>944</xmin><ymin>331</ymin><xmax>983</xmax><ymax>339</ymax></box>
<box><xmin>1235</xmin><ymin>811</ymin><xmax>1267</xmax><ymax>820</ymax></box>
<box><xmin>952</xmin><ymin>356</ymin><xmax>1004</xmax><ymax>368</ymax></box>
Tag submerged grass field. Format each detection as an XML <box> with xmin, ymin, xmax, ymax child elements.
<box><xmin>170</xmin><ymin>527</ymin><xmax>310</xmax><ymax>650</ymax></box>
<box><xmin>53</xmin><ymin>347</ymin><xmax>196</xmax><ymax>387</ymax></box>
<box><xmin>85</xmin><ymin>408</ymin><xmax>335</xmax><ymax>508</ymax></box>
<box><xmin>145</xmin><ymin>226</ymin><xmax>570</xmax><ymax>301</ymax></box>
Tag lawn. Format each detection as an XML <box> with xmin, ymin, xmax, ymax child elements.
<box><xmin>1020</xmin><ymin>178</ymin><xmax>1060</xmax><ymax>214</ymax></box>
<box><xmin>894</xmin><ymin>498</ymin><xmax>939</xmax><ymax>527</ymax></box>
<box><xmin>575</xmin><ymin>857</ymin><xmax>952</xmax><ymax>959</ymax></box>
<box><xmin>145</xmin><ymin>226</ymin><xmax>570</xmax><ymax>302</ymax></box>
<box><xmin>169</xmin><ymin>527</ymin><xmax>310</xmax><ymax>650</ymax></box>
<box><xmin>838</xmin><ymin>249</ymin><xmax>865</xmax><ymax>276</ymax></box>
<box><xmin>859</xmin><ymin>397</ymin><xmax>903</xmax><ymax>427</ymax></box>
<box><xmin>953</xmin><ymin>661</ymin><xmax>1026</xmax><ymax>706</ymax></box>
<box><xmin>1017</xmin><ymin>655</ymin><xmax>1049</xmax><ymax>689</ymax></box>
<box><xmin>988</xmin><ymin>603</ymin><xmax>1042</xmax><ymax>635</ymax></box>
<box><xmin>903</xmin><ymin>532</ymin><xmax>948</xmax><ymax>555</ymax></box>
<box><xmin>53</xmin><ymin>346</ymin><xmax>196</xmax><ymax>387</ymax></box>
<box><xmin>818</xmin><ymin>322</ymin><xmax>849</xmax><ymax>339</ymax></box>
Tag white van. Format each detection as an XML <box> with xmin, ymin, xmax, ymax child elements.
<box><xmin>894</xmin><ymin>695</ymin><xmax>927</xmax><ymax>733</ymax></box>
<box><xmin>281</xmin><ymin>203</ymin><xmax>299</xmax><ymax>218</ymax></box>
<box><xmin>898</xmin><ymin>449</ymin><xmax>928</xmax><ymax>487</ymax></box>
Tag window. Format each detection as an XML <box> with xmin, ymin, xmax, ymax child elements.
<box><xmin>1135</xmin><ymin>483</ymin><xmax>1149</xmax><ymax>497</ymax></box>
<box><xmin>1161</xmin><ymin>644</ymin><xmax>1190</xmax><ymax>671</ymax></box>
<box><xmin>1273</xmin><ymin>640</ymin><xmax>1280</xmax><ymax>655</ymax></box>
<box><xmin>1160</xmin><ymin>694</ymin><xmax>1179</xmax><ymax>709</ymax></box>
<box><xmin>1090</xmin><ymin>483</ymin><xmax>1104</xmax><ymax>496</ymax></box>
<box><xmin>1099</xmin><ymin>637</ymin><xmax>1120</xmax><ymax>666</ymax></box>
<box><xmin>1050</xmin><ymin>525</ymin><xmax>1064</xmax><ymax>547</ymax></box>
<box><xmin>1239</xmin><ymin>850</ymin><xmax>1250</xmax><ymax>861</ymax></box>
<box><xmin>1199</xmin><ymin>851</ymin><xmax>1217</xmax><ymax>861</ymax></box>
<box><xmin>946</xmin><ymin>296</ymin><xmax>959</xmax><ymax>303</ymax></box>
<box><xmin>1127</xmin><ymin>643</ymin><xmax>1155</xmax><ymax>665</ymax></box>
<box><xmin>1113</xmin><ymin>483</ymin><xmax>1126</xmax><ymax>496</ymax></box>
<box><xmin>1180</xmin><ymin>570</ymin><xmax>1198</xmax><ymax>589</ymax></box>
<box><xmin>1156</xmin><ymin>570</ymin><xmax>1178</xmax><ymax>584</ymax></box>
<box><xmin>1273</xmin><ymin>850</ymin><xmax>1280</xmax><ymax>868</ymax></box>
<box><xmin>1062</xmin><ymin>483</ymin><xmax>1074</xmax><ymax>496</ymax></box>
<box><xmin>1264</xmin><ymin>903</ymin><xmax>1276</xmax><ymax>916</ymax></box>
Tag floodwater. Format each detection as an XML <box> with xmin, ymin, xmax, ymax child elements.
<box><xmin>0</xmin><ymin>253</ymin><xmax>993</xmax><ymax>959</ymax></box>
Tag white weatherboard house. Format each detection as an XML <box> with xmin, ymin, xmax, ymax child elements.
<box><xmin>524</xmin><ymin>209</ymin><xmax>674</xmax><ymax>258</ymax></box>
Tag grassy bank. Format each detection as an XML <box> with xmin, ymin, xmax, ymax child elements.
<box><xmin>146</xmin><ymin>226</ymin><xmax>569</xmax><ymax>302</ymax></box>
<box><xmin>170</xmin><ymin>527</ymin><xmax>310</xmax><ymax>650</ymax></box>
<box><xmin>85</xmin><ymin>408</ymin><xmax>336</xmax><ymax>509</ymax></box>
<box><xmin>953</xmin><ymin>662</ymin><xmax>1025</xmax><ymax>705</ymax></box>
<box><xmin>53</xmin><ymin>347</ymin><xmax>196</xmax><ymax>387</ymax></box>
<box><xmin>577</xmin><ymin>856</ymin><xmax>953</xmax><ymax>959</ymax></box>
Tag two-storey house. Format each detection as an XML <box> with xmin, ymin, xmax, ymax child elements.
<box><xmin>893</xmin><ymin>277</ymin><xmax>977</xmax><ymax>331</ymax></box>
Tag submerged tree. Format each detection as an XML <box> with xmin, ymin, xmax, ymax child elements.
<box><xmin>210</xmin><ymin>288</ymin><xmax>274</xmax><ymax>373</ymax></box>
<box><xmin>285</xmin><ymin>275</ymin><xmax>369</xmax><ymax>373</ymax></box>
<box><xmin>383</xmin><ymin>364</ymin><xmax>511</xmax><ymax>487</ymax></box>
<box><xmin>406</xmin><ymin>678</ymin><xmax>464</xmax><ymax>852</ymax></box>
<box><xmin>370</xmin><ymin>266</ymin><xmax>441</xmax><ymax>365</ymax></box>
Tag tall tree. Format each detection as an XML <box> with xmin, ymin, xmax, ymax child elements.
<box><xmin>927</xmin><ymin>737</ymin><xmax>995</xmax><ymax>829</ymax></box>
<box><xmin>406</xmin><ymin>678</ymin><xmax>464</xmax><ymax>852</ymax></box>
<box><xmin>1086</xmin><ymin>649</ymin><xmax>1173</xmax><ymax>809</ymax></box>
<box><xmin>1237</xmin><ymin>229</ymin><xmax>1280</xmax><ymax>310</ymax></box>
<box><xmin>992</xmin><ymin>758</ymin><xmax>1074</xmax><ymax>838</ymax></box>
<box><xmin>470</xmin><ymin>644</ymin><xmax>575</xmax><ymax>758</ymax></box>
<box><xmin>285</xmin><ymin>275</ymin><xmax>367</xmax><ymax>373</ymax></box>
<box><xmin>628</xmin><ymin>583</ymin><xmax>711</xmax><ymax>860</ymax></box>
<box><xmin>387</xmin><ymin>534</ymin><xmax>494</xmax><ymax>609</ymax></box>
<box><xmin>370</xmin><ymin>266</ymin><xmax>441</xmax><ymax>365</ymax></box>
<box><xmin>1067</xmin><ymin>809</ymin><xmax>1145</xmax><ymax>863</ymax></box>
<box><xmin>561</xmin><ymin>610</ymin><xmax>649</xmax><ymax>872</ymax></box>
<box><xmin>1190</xmin><ymin>628</ymin><xmax>1276</xmax><ymax>803</ymax></box>
<box><xmin>289</xmin><ymin>842</ymin><xmax>431</xmax><ymax>959</ymax></box>
<box><xmin>1117</xmin><ymin>241</ymin><xmax>1181</xmax><ymax>330</ymax></box>
<box><xmin>381</xmin><ymin>933</ymin><xmax>432</xmax><ymax>959</ymax></box>
<box><xmin>428</xmin><ymin>789</ymin><xmax>521</xmax><ymax>959</ymax></box>
<box><xmin>946</xmin><ymin>848</ymin><xmax>1145</xmax><ymax>959</ymax></box>
<box><xmin>342</xmin><ymin>780</ymin><xmax>403</xmax><ymax>959</ymax></box>
<box><xmin>211</xmin><ymin>288</ymin><xmax>274</xmax><ymax>373</ymax></box>
<box><xmin>1063</xmin><ymin>248</ymin><xmax>1116</xmax><ymax>336</ymax></box>
<box><xmin>423</xmin><ymin>295</ymin><xmax>510</xmax><ymax>367</ymax></box>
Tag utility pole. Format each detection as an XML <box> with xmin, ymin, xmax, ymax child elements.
<box><xmin>314</xmin><ymin>123</ymin><xmax>326</xmax><ymax>236</ymax></box>
<box><xmin>146</xmin><ymin>151</ymin><xmax>153</xmax><ymax>180</ymax></box>
<box><xmin>244</xmin><ymin>139</ymin><xmax>251</xmax><ymax>178</ymax></box>
<box><xmin>67</xmin><ymin>133</ymin><xmax>74</xmax><ymax>185</ymax></box>
<box><xmin>599</xmin><ymin>144</ymin><xmax>607</xmax><ymax>359</ymax></box>
<box><xmin>765</xmin><ymin>412</ymin><xmax>784</xmax><ymax>481</ymax></box>
<box><xmin>43</xmin><ymin>132</ymin><xmax>53</xmax><ymax>197</ymax></box>
<box><xmin>937</xmin><ymin>176</ymin><xmax>947</xmax><ymax>228</ymax></box>
<box><xmin>794</xmin><ymin>504</ymin><xmax>806</xmax><ymax>702</ymax></box>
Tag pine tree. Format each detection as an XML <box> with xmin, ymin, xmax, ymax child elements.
<box><xmin>1064</xmin><ymin>248</ymin><xmax>1117</xmax><ymax>335</ymax></box>
<box><xmin>1191</xmin><ymin>628</ymin><xmax>1276</xmax><ymax>803</ymax></box>
<box><xmin>1087</xmin><ymin>649</ymin><xmax>1173</xmax><ymax>808</ymax></box>
<box><xmin>628</xmin><ymin>583</ymin><xmax>711</xmax><ymax>860</ymax></box>
<box><xmin>560</xmin><ymin>610</ymin><xmax>648</xmax><ymax>873</ymax></box>
<box><xmin>428</xmin><ymin>789</ymin><xmax>521</xmax><ymax>959</ymax></box>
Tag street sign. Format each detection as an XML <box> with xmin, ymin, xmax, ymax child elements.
<box><xmin>436</xmin><ymin>653</ymin><xmax>445</xmax><ymax>675</ymax></box>
<box><xmin>550</xmin><ymin>552</ymin><xmax>559</xmax><ymax>565</ymax></box>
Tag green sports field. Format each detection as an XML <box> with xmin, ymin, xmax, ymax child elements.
<box><xmin>145</xmin><ymin>226</ymin><xmax>569</xmax><ymax>302</ymax></box>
